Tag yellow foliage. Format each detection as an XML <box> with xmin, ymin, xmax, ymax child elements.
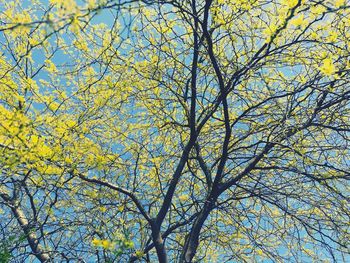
<box><xmin>290</xmin><ymin>14</ymin><xmax>307</xmax><ymax>27</ymax></box>
<box><xmin>319</xmin><ymin>58</ymin><xmax>337</xmax><ymax>76</ymax></box>
<box><xmin>334</xmin><ymin>0</ymin><xmax>346</xmax><ymax>8</ymax></box>
<box><xmin>91</xmin><ymin>238</ymin><xmax>115</xmax><ymax>249</ymax></box>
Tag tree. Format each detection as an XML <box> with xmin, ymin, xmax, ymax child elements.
<box><xmin>0</xmin><ymin>0</ymin><xmax>350</xmax><ymax>262</ymax></box>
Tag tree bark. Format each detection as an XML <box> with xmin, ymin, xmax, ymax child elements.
<box><xmin>180</xmin><ymin>199</ymin><xmax>214</xmax><ymax>263</ymax></box>
<box><xmin>11</xmin><ymin>205</ymin><xmax>51</xmax><ymax>262</ymax></box>
<box><xmin>1</xmin><ymin>192</ymin><xmax>51</xmax><ymax>262</ymax></box>
<box><xmin>151</xmin><ymin>220</ymin><xmax>168</xmax><ymax>263</ymax></box>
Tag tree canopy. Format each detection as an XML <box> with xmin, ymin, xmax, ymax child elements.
<box><xmin>0</xmin><ymin>0</ymin><xmax>350</xmax><ymax>262</ymax></box>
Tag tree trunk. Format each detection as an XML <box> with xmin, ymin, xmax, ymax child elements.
<box><xmin>11</xmin><ymin>206</ymin><xmax>51</xmax><ymax>262</ymax></box>
<box><xmin>180</xmin><ymin>199</ymin><xmax>214</xmax><ymax>262</ymax></box>
<box><xmin>151</xmin><ymin>220</ymin><xmax>168</xmax><ymax>263</ymax></box>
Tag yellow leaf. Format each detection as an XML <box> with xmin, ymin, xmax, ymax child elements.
<box><xmin>319</xmin><ymin>58</ymin><xmax>336</xmax><ymax>76</ymax></box>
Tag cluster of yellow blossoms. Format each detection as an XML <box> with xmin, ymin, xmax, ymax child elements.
<box><xmin>91</xmin><ymin>238</ymin><xmax>116</xmax><ymax>250</ymax></box>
